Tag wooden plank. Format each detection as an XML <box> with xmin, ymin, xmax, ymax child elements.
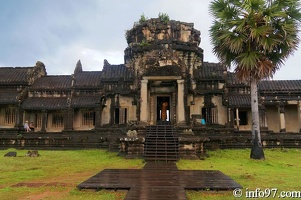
<box><xmin>77</xmin><ymin>162</ymin><xmax>242</xmax><ymax>200</ymax></box>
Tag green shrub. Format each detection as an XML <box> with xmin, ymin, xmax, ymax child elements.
<box><xmin>139</xmin><ymin>13</ymin><xmax>148</xmax><ymax>24</ymax></box>
<box><xmin>158</xmin><ymin>12</ymin><xmax>169</xmax><ymax>23</ymax></box>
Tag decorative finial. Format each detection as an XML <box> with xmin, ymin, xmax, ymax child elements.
<box><xmin>74</xmin><ymin>60</ymin><xmax>82</xmax><ymax>74</ymax></box>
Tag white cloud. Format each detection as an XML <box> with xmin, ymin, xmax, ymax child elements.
<box><xmin>40</xmin><ymin>45</ymin><xmax>124</xmax><ymax>75</ymax></box>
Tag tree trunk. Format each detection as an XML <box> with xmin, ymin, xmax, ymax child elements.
<box><xmin>250</xmin><ymin>78</ymin><xmax>265</xmax><ymax>159</ymax></box>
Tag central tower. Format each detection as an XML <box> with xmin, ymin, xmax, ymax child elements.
<box><xmin>124</xmin><ymin>17</ymin><xmax>204</xmax><ymax>125</ymax></box>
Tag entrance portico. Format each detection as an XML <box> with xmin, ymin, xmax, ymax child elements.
<box><xmin>139</xmin><ymin>76</ymin><xmax>185</xmax><ymax>125</ymax></box>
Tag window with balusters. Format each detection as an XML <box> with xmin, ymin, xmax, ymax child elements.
<box><xmin>82</xmin><ymin>110</ymin><xmax>95</xmax><ymax>126</ymax></box>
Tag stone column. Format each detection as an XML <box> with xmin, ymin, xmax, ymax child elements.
<box><xmin>227</xmin><ymin>108</ymin><xmax>234</xmax><ymax>127</ymax></box>
<box><xmin>172</xmin><ymin>92</ymin><xmax>176</xmax><ymax>124</ymax></box>
<box><xmin>110</xmin><ymin>96</ymin><xmax>115</xmax><ymax>125</ymax></box>
<box><xmin>235</xmin><ymin>108</ymin><xmax>240</xmax><ymax>129</ymax></box>
<box><xmin>279</xmin><ymin>105</ymin><xmax>286</xmax><ymax>132</ymax></box>
<box><xmin>41</xmin><ymin>110</ymin><xmax>47</xmax><ymax>132</ymax></box>
<box><xmin>95</xmin><ymin>106</ymin><xmax>101</xmax><ymax>129</ymax></box>
<box><xmin>150</xmin><ymin>96</ymin><xmax>154</xmax><ymax>125</ymax></box>
<box><xmin>14</xmin><ymin>100</ymin><xmax>23</xmax><ymax>130</ymax></box>
<box><xmin>177</xmin><ymin>80</ymin><xmax>185</xmax><ymax>124</ymax></box>
<box><xmin>298</xmin><ymin>101</ymin><xmax>301</xmax><ymax>132</ymax></box>
<box><xmin>140</xmin><ymin>80</ymin><xmax>148</xmax><ymax>123</ymax></box>
<box><xmin>235</xmin><ymin>108</ymin><xmax>240</xmax><ymax>130</ymax></box>
<box><xmin>64</xmin><ymin>108</ymin><xmax>74</xmax><ymax>131</ymax></box>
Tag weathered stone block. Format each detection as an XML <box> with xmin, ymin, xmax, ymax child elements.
<box><xmin>25</xmin><ymin>150</ymin><xmax>40</xmax><ymax>157</ymax></box>
<box><xmin>4</xmin><ymin>151</ymin><xmax>17</xmax><ymax>157</ymax></box>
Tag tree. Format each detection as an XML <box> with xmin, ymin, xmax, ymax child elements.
<box><xmin>209</xmin><ymin>0</ymin><xmax>301</xmax><ymax>159</ymax></box>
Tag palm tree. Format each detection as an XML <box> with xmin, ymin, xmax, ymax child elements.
<box><xmin>209</xmin><ymin>0</ymin><xmax>301</xmax><ymax>159</ymax></box>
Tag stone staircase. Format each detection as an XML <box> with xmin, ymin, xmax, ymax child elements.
<box><xmin>144</xmin><ymin>125</ymin><xmax>179</xmax><ymax>162</ymax></box>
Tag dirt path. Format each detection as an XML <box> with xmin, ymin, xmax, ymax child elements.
<box><xmin>12</xmin><ymin>172</ymin><xmax>93</xmax><ymax>200</ymax></box>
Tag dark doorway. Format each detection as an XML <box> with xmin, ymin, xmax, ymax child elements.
<box><xmin>234</xmin><ymin>110</ymin><xmax>248</xmax><ymax>125</ymax></box>
<box><xmin>157</xmin><ymin>96</ymin><xmax>170</xmax><ymax>123</ymax></box>
<box><xmin>114</xmin><ymin>108</ymin><xmax>127</xmax><ymax>124</ymax></box>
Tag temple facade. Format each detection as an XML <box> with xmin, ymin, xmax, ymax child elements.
<box><xmin>1</xmin><ymin>18</ymin><xmax>301</xmax><ymax>154</ymax></box>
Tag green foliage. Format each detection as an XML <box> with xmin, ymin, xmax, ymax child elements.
<box><xmin>158</xmin><ymin>12</ymin><xmax>170</xmax><ymax>23</ymax></box>
<box><xmin>139</xmin><ymin>13</ymin><xmax>148</xmax><ymax>24</ymax></box>
<box><xmin>139</xmin><ymin>39</ymin><xmax>150</xmax><ymax>47</ymax></box>
<box><xmin>209</xmin><ymin>0</ymin><xmax>301</xmax><ymax>80</ymax></box>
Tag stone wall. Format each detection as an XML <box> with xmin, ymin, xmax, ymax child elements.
<box><xmin>285</xmin><ymin>105</ymin><xmax>299</xmax><ymax>132</ymax></box>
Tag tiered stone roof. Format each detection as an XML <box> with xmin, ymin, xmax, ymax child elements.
<box><xmin>259</xmin><ymin>80</ymin><xmax>301</xmax><ymax>92</ymax></box>
<box><xmin>0</xmin><ymin>63</ymin><xmax>46</xmax><ymax>105</ymax></box>
<box><xmin>0</xmin><ymin>67</ymin><xmax>33</xmax><ymax>85</ymax></box>
<box><xmin>30</xmin><ymin>75</ymin><xmax>72</xmax><ymax>90</ymax></box>
<box><xmin>0</xmin><ymin>89</ymin><xmax>20</xmax><ymax>104</ymax></box>
<box><xmin>73</xmin><ymin>71</ymin><xmax>102</xmax><ymax>88</ymax></box>
<box><xmin>1</xmin><ymin>60</ymin><xmax>300</xmax><ymax>110</ymax></box>
<box><xmin>101</xmin><ymin>63</ymin><xmax>134</xmax><ymax>82</ymax></box>
<box><xmin>22</xmin><ymin>97</ymin><xmax>68</xmax><ymax>110</ymax></box>
<box><xmin>71</xmin><ymin>96</ymin><xmax>102</xmax><ymax>108</ymax></box>
<box><xmin>194</xmin><ymin>62</ymin><xmax>225</xmax><ymax>80</ymax></box>
<box><xmin>228</xmin><ymin>95</ymin><xmax>251</xmax><ymax>108</ymax></box>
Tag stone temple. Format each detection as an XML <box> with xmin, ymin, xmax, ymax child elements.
<box><xmin>0</xmin><ymin>18</ymin><xmax>301</xmax><ymax>159</ymax></box>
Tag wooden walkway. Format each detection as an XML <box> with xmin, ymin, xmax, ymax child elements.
<box><xmin>77</xmin><ymin>162</ymin><xmax>242</xmax><ymax>200</ymax></box>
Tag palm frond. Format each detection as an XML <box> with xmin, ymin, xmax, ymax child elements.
<box><xmin>209</xmin><ymin>0</ymin><xmax>301</xmax><ymax>82</ymax></box>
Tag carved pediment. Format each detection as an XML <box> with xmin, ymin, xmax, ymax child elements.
<box><xmin>144</xmin><ymin>49</ymin><xmax>180</xmax><ymax>69</ymax></box>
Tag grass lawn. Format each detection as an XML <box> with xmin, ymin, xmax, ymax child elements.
<box><xmin>0</xmin><ymin>148</ymin><xmax>300</xmax><ymax>200</ymax></box>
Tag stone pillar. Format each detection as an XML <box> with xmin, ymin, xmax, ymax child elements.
<box><xmin>235</xmin><ymin>108</ymin><xmax>240</xmax><ymax>129</ymax></box>
<box><xmin>64</xmin><ymin>108</ymin><xmax>74</xmax><ymax>131</ymax></box>
<box><xmin>177</xmin><ymin>80</ymin><xmax>185</xmax><ymax>124</ymax></box>
<box><xmin>95</xmin><ymin>106</ymin><xmax>101</xmax><ymax>129</ymax></box>
<box><xmin>227</xmin><ymin>108</ymin><xmax>234</xmax><ymax>127</ymax></box>
<box><xmin>140</xmin><ymin>80</ymin><xmax>148</xmax><ymax>123</ymax></box>
<box><xmin>172</xmin><ymin>92</ymin><xmax>177</xmax><ymax>124</ymax></box>
<box><xmin>279</xmin><ymin>105</ymin><xmax>286</xmax><ymax>132</ymax></box>
<box><xmin>41</xmin><ymin>110</ymin><xmax>47</xmax><ymax>132</ymax></box>
<box><xmin>150</xmin><ymin>96</ymin><xmax>154</xmax><ymax>125</ymax></box>
<box><xmin>110</xmin><ymin>96</ymin><xmax>115</xmax><ymax>125</ymax></box>
<box><xmin>15</xmin><ymin>100</ymin><xmax>23</xmax><ymax>130</ymax></box>
<box><xmin>227</xmin><ymin>108</ymin><xmax>230</xmax><ymax>123</ymax></box>
<box><xmin>298</xmin><ymin>101</ymin><xmax>301</xmax><ymax>132</ymax></box>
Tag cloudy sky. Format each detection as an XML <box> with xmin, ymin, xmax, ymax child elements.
<box><xmin>0</xmin><ymin>0</ymin><xmax>300</xmax><ymax>79</ymax></box>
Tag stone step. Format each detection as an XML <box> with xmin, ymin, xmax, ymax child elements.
<box><xmin>144</xmin><ymin>125</ymin><xmax>179</xmax><ymax>162</ymax></box>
